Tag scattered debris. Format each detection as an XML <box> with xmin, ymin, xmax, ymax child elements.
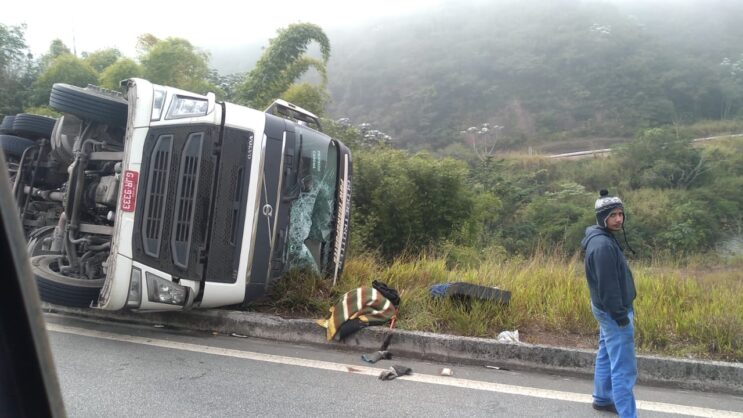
<box><xmin>346</xmin><ymin>366</ymin><xmax>362</xmax><ymax>373</ymax></box>
<box><xmin>497</xmin><ymin>330</ymin><xmax>520</xmax><ymax>344</ymax></box>
<box><xmin>230</xmin><ymin>333</ymin><xmax>248</xmax><ymax>338</ymax></box>
<box><xmin>485</xmin><ymin>365</ymin><xmax>511</xmax><ymax>371</ymax></box>
<box><xmin>153</xmin><ymin>324</ymin><xmax>165</xmax><ymax>328</ymax></box>
<box><xmin>379</xmin><ymin>365</ymin><xmax>412</xmax><ymax>381</ymax></box>
<box><xmin>316</xmin><ymin>281</ymin><xmax>400</xmax><ymax>341</ymax></box>
<box><xmin>440</xmin><ymin>368</ymin><xmax>454</xmax><ymax>376</ymax></box>
<box><xmin>429</xmin><ymin>282</ymin><xmax>511</xmax><ymax>305</ymax></box>
<box><xmin>361</xmin><ymin>350</ymin><xmax>392</xmax><ymax>364</ymax></box>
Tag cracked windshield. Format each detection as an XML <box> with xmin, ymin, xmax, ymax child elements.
<box><xmin>2</xmin><ymin>0</ymin><xmax>742</xmax><ymax>416</ymax></box>
<box><xmin>286</xmin><ymin>133</ymin><xmax>338</xmax><ymax>273</ymax></box>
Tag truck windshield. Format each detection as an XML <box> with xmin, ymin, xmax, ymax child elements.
<box><xmin>285</xmin><ymin>131</ymin><xmax>339</xmax><ymax>274</ymax></box>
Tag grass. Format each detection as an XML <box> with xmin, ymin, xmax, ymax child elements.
<box><xmin>257</xmin><ymin>252</ymin><xmax>743</xmax><ymax>362</ymax></box>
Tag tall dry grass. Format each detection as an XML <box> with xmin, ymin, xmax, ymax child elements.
<box><xmin>266</xmin><ymin>252</ymin><xmax>743</xmax><ymax>361</ymax></box>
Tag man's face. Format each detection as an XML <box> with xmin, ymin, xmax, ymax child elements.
<box><xmin>606</xmin><ymin>207</ymin><xmax>624</xmax><ymax>231</ymax></box>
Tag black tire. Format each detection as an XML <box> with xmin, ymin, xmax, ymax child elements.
<box><xmin>11</xmin><ymin>113</ymin><xmax>57</xmax><ymax>139</ymax></box>
<box><xmin>31</xmin><ymin>255</ymin><xmax>104</xmax><ymax>308</ymax></box>
<box><xmin>0</xmin><ymin>134</ymin><xmax>35</xmax><ymax>158</ymax></box>
<box><xmin>0</xmin><ymin>115</ymin><xmax>17</xmax><ymax>134</ymax></box>
<box><xmin>49</xmin><ymin>83</ymin><xmax>128</xmax><ymax>128</ymax></box>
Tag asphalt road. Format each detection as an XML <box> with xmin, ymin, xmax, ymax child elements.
<box><xmin>44</xmin><ymin>314</ymin><xmax>743</xmax><ymax>418</ymax></box>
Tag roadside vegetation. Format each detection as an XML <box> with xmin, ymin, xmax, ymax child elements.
<box><xmin>263</xmin><ymin>126</ymin><xmax>743</xmax><ymax>363</ymax></box>
<box><xmin>265</xmin><ymin>252</ymin><xmax>743</xmax><ymax>363</ymax></box>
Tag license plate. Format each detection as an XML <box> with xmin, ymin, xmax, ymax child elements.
<box><xmin>120</xmin><ymin>170</ymin><xmax>139</xmax><ymax>212</ymax></box>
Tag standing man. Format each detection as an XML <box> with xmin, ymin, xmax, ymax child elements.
<box><xmin>581</xmin><ymin>189</ymin><xmax>637</xmax><ymax>417</ymax></box>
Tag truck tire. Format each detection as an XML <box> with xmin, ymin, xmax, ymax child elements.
<box><xmin>49</xmin><ymin>83</ymin><xmax>128</xmax><ymax>128</ymax></box>
<box><xmin>31</xmin><ymin>255</ymin><xmax>104</xmax><ymax>308</ymax></box>
<box><xmin>27</xmin><ymin>226</ymin><xmax>56</xmax><ymax>255</ymax></box>
<box><xmin>11</xmin><ymin>114</ymin><xmax>57</xmax><ymax>139</ymax></box>
<box><xmin>0</xmin><ymin>115</ymin><xmax>17</xmax><ymax>134</ymax></box>
<box><xmin>0</xmin><ymin>135</ymin><xmax>35</xmax><ymax>158</ymax></box>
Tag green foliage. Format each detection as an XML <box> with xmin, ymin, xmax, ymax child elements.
<box><xmin>237</xmin><ymin>23</ymin><xmax>330</xmax><ymax>109</ymax></box>
<box><xmin>522</xmin><ymin>183</ymin><xmax>594</xmax><ymax>252</ymax></box>
<box><xmin>280</xmin><ymin>83</ymin><xmax>329</xmax><ymax>117</ymax></box>
<box><xmin>617</xmin><ymin>128</ymin><xmax>706</xmax><ymax>189</ymax></box>
<box><xmin>140</xmin><ymin>37</ymin><xmax>214</xmax><ymax>94</ymax></box>
<box><xmin>31</xmin><ymin>54</ymin><xmax>98</xmax><ymax>106</ymax></box>
<box><xmin>82</xmin><ymin>48</ymin><xmax>122</xmax><ymax>73</ymax></box>
<box><xmin>0</xmin><ymin>23</ymin><xmax>34</xmax><ymax>115</ymax></box>
<box><xmin>207</xmin><ymin>70</ymin><xmax>243</xmax><ymax>101</ymax></box>
<box><xmin>319</xmin><ymin>118</ymin><xmax>363</xmax><ymax>151</ymax></box>
<box><xmin>22</xmin><ymin>106</ymin><xmax>59</xmax><ymax>118</ymax></box>
<box><xmin>351</xmin><ymin>149</ymin><xmax>478</xmax><ymax>258</ymax></box>
<box><xmin>99</xmin><ymin>58</ymin><xmax>142</xmax><ymax>91</ymax></box>
<box><xmin>37</xmin><ymin>39</ymin><xmax>72</xmax><ymax>71</ymax></box>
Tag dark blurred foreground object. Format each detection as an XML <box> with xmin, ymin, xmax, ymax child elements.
<box><xmin>0</xmin><ymin>150</ymin><xmax>66</xmax><ymax>417</ymax></box>
<box><xmin>430</xmin><ymin>282</ymin><xmax>511</xmax><ymax>305</ymax></box>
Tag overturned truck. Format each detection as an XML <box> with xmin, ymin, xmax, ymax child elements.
<box><xmin>5</xmin><ymin>79</ymin><xmax>351</xmax><ymax>311</ymax></box>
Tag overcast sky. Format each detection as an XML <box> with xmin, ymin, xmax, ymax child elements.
<box><xmin>3</xmin><ymin>0</ymin><xmax>444</xmax><ymax>57</ymax></box>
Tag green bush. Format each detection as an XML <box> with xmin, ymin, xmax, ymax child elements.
<box><xmin>351</xmin><ymin>149</ymin><xmax>478</xmax><ymax>258</ymax></box>
<box><xmin>616</xmin><ymin>128</ymin><xmax>706</xmax><ymax>189</ymax></box>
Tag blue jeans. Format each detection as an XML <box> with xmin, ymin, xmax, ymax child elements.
<box><xmin>591</xmin><ymin>303</ymin><xmax>637</xmax><ymax>418</ymax></box>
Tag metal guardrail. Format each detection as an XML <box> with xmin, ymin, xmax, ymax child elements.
<box><xmin>547</xmin><ymin>133</ymin><xmax>743</xmax><ymax>160</ymax></box>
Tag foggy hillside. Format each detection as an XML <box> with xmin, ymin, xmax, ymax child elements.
<box><xmin>209</xmin><ymin>0</ymin><xmax>743</xmax><ymax>151</ymax></box>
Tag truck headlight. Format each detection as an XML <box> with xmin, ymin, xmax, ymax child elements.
<box><xmin>151</xmin><ymin>87</ymin><xmax>167</xmax><ymax>121</ymax></box>
<box><xmin>126</xmin><ymin>267</ymin><xmax>142</xmax><ymax>309</ymax></box>
<box><xmin>166</xmin><ymin>95</ymin><xmax>208</xmax><ymax>119</ymax></box>
<box><xmin>146</xmin><ymin>273</ymin><xmax>189</xmax><ymax>306</ymax></box>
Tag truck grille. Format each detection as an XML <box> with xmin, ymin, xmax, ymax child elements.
<box><xmin>142</xmin><ymin>135</ymin><xmax>173</xmax><ymax>257</ymax></box>
<box><xmin>171</xmin><ymin>133</ymin><xmax>204</xmax><ymax>268</ymax></box>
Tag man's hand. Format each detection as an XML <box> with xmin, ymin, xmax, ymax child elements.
<box><xmin>616</xmin><ymin>317</ymin><xmax>630</xmax><ymax>327</ymax></box>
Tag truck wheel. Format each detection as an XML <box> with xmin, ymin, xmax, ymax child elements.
<box><xmin>12</xmin><ymin>114</ymin><xmax>57</xmax><ymax>140</ymax></box>
<box><xmin>31</xmin><ymin>255</ymin><xmax>104</xmax><ymax>308</ymax></box>
<box><xmin>49</xmin><ymin>83</ymin><xmax>128</xmax><ymax>128</ymax></box>
<box><xmin>0</xmin><ymin>135</ymin><xmax>35</xmax><ymax>158</ymax></box>
<box><xmin>0</xmin><ymin>115</ymin><xmax>17</xmax><ymax>134</ymax></box>
<box><xmin>27</xmin><ymin>226</ymin><xmax>56</xmax><ymax>255</ymax></box>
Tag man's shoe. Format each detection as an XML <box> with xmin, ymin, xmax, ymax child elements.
<box><xmin>592</xmin><ymin>403</ymin><xmax>618</xmax><ymax>414</ymax></box>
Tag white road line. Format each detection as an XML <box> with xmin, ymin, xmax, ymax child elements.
<box><xmin>47</xmin><ymin>323</ymin><xmax>742</xmax><ymax>418</ymax></box>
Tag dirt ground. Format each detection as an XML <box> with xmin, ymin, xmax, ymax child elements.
<box><xmin>519</xmin><ymin>327</ymin><xmax>597</xmax><ymax>350</ymax></box>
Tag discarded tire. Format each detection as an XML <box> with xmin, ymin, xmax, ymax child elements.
<box><xmin>0</xmin><ymin>134</ymin><xmax>35</xmax><ymax>158</ymax></box>
<box><xmin>12</xmin><ymin>113</ymin><xmax>57</xmax><ymax>139</ymax></box>
<box><xmin>31</xmin><ymin>255</ymin><xmax>104</xmax><ymax>308</ymax></box>
<box><xmin>49</xmin><ymin>83</ymin><xmax>128</xmax><ymax>128</ymax></box>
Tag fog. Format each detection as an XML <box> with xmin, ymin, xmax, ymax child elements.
<box><xmin>2</xmin><ymin>0</ymin><xmax>444</xmax><ymax>57</ymax></box>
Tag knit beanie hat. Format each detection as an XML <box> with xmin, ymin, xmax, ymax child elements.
<box><xmin>595</xmin><ymin>189</ymin><xmax>623</xmax><ymax>228</ymax></box>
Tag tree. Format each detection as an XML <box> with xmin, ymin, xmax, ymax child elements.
<box><xmin>99</xmin><ymin>58</ymin><xmax>142</xmax><ymax>91</ymax></box>
<box><xmin>0</xmin><ymin>23</ymin><xmax>34</xmax><ymax>115</ymax></box>
<box><xmin>719</xmin><ymin>54</ymin><xmax>743</xmax><ymax>119</ymax></box>
<box><xmin>281</xmin><ymin>83</ymin><xmax>329</xmax><ymax>117</ymax></box>
<box><xmin>140</xmin><ymin>37</ymin><xmax>214</xmax><ymax>94</ymax></box>
<box><xmin>135</xmin><ymin>33</ymin><xmax>159</xmax><ymax>55</ymax></box>
<box><xmin>351</xmin><ymin>149</ymin><xmax>476</xmax><ymax>258</ymax></box>
<box><xmin>237</xmin><ymin>23</ymin><xmax>330</xmax><ymax>109</ymax></box>
<box><xmin>82</xmin><ymin>48</ymin><xmax>122</xmax><ymax>73</ymax></box>
<box><xmin>617</xmin><ymin>128</ymin><xmax>708</xmax><ymax>190</ymax></box>
<box><xmin>38</xmin><ymin>39</ymin><xmax>72</xmax><ymax>70</ymax></box>
<box><xmin>31</xmin><ymin>55</ymin><xmax>98</xmax><ymax>106</ymax></box>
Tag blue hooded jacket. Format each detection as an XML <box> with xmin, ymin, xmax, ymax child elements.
<box><xmin>581</xmin><ymin>225</ymin><xmax>636</xmax><ymax>324</ymax></box>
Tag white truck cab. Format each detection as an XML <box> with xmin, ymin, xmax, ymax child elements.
<box><xmin>12</xmin><ymin>79</ymin><xmax>351</xmax><ymax>311</ymax></box>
